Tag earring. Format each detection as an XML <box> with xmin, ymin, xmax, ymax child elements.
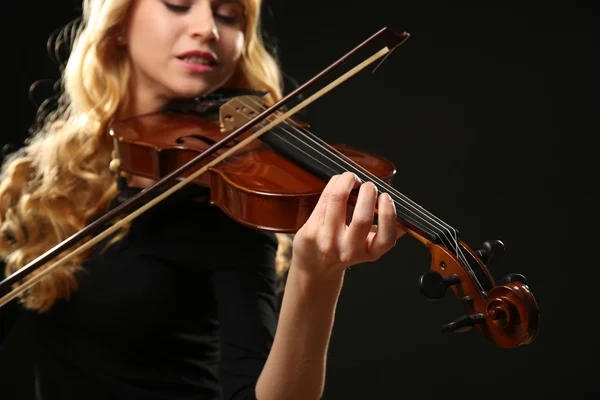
<box><xmin>116</xmin><ymin>35</ymin><xmax>125</xmax><ymax>45</ymax></box>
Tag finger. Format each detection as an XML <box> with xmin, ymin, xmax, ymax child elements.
<box><xmin>396</xmin><ymin>223</ymin><xmax>407</xmax><ymax>239</ymax></box>
<box><xmin>308</xmin><ymin>174</ymin><xmax>340</xmax><ymax>225</ymax></box>
<box><xmin>346</xmin><ymin>181</ymin><xmax>377</xmax><ymax>246</ymax></box>
<box><xmin>323</xmin><ymin>172</ymin><xmax>360</xmax><ymax>230</ymax></box>
<box><xmin>366</xmin><ymin>193</ymin><xmax>398</xmax><ymax>257</ymax></box>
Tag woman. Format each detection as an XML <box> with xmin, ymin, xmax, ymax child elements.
<box><xmin>0</xmin><ymin>0</ymin><xmax>402</xmax><ymax>399</ymax></box>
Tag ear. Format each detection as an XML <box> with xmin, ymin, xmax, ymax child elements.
<box><xmin>115</xmin><ymin>34</ymin><xmax>127</xmax><ymax>46</ymax></box>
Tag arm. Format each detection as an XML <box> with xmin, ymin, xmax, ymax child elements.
<box><xmin>256</xmin><ymin>172</ymin><xmax>401</xmax><ymax>400</ymax></box>
<box><xmin>255</xmin><ymin>264</ymin><xmax>344</xmax><ymax>400</ymax></box>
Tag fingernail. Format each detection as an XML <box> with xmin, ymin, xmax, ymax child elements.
<box><xmin>383</xmin><ymin>193</ymin><xmax>393</xmax><ymax>202</ymax></box>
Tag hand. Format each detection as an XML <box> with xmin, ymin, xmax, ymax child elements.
<box><xmin>292</xmin><ymin>172</ymin><xmax>404</xmax><ymax>282</ymax></box>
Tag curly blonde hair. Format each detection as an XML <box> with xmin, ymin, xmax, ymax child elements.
<box><xmin>0</xmin><ymin>0</ymin><xmax>291</xmax><ymax>312</ymax></box>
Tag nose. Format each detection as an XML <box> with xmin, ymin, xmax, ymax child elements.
<box><xmin>189</xmin><ymin>3</ymin><xmax>220</xmax><ymax>42</ymax></box>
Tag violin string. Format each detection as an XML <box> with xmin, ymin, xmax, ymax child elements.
<box><xmin>238</xmin><ymin>97</ymin><xmax>481</xmax><ymax>290</ymax></box>
<box><xmin>243</xmin><ymin>97</ymin><xmax>481</xmax><ymax>293</ymax></box>
<box><xmin>238</xmin><ymin>97</ymin><xmax>451</xmax><ymax>236</ymax></box>
<box><xmin>237</xmin><ymin>98</ymin><xmax>442</xmax><ymax>238</ymax></box>
<box><xmin>239</xmin><ymin>96</ymin><xmax>453</xmax><ymax>237</ymax></box>
<box><xmin>237</xmin><ymin>97</ymin><xmax>477</xmax><ymax>284</ymax></box>
<box><xmin>252</xmin><ymin>104</ymin><xmax>480</xmax><ymax>291</ymax></box>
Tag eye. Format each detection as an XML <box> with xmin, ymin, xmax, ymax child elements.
<box><xmin>163</xmin><ymin>2</ymin><xmax>190</xmax><ymax>13</ymax></box>
<box><xmin>215</xmin><ymin>14</ymin><xmax>239</xmax><ymax>25</ymax></box>
<box><xmin>213</xmin><ymin>3</ymin><xmax>245</xmax><ymax>27</ymax></box>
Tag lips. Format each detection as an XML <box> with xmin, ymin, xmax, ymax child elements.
<box><xmin>176</xmin><ymin>50</ymin><xmax>218</xmax><ymax>66</ymax></box>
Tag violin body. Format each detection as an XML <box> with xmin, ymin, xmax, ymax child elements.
<box><xmin>110</xmin><ymin>111</ymin><xmax>396</xmax><ymax>232</ymax></box>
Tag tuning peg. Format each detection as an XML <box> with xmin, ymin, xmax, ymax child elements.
<box><xmin>441</xmin><ymin>313</ymin><xmax>486</xmax><ymax>334</ymax></box>
<box><xmin>502</xmin><ymin>273</ymin><xmax>528</xmax><ymax>286</ymax></box>
<box><xmin>476</xmin><ymin>239</ymin><xmax>505</xmax><ymax>268</ymax></box>
<box><xmin>419</xmin><ymin>271</ymin><xmax>460</xmax><ymax>300</ymax></box>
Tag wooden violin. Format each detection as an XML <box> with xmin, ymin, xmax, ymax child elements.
<box><xmin>108</xmin><ymin>103</ymin><xmax>396</xmax><ymax>233</ymax></box>
<box><xmin>0</xmin><ymin>27</ymin><xmax>539</xmax><ymax>349</ymax></box>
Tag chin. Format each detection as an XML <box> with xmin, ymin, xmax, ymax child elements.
<box><xmin>172</xmin><ymin>79</ymin><xmax>224</xmax><ymax>100</ymax></box>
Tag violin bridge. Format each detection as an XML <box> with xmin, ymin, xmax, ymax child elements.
<box><xmin>219</xmin><ymin>95</ymin><xmax>265</xmax><ymax>132</ymax></box>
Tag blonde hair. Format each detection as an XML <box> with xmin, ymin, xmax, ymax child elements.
<box><xmin>0</xmin><ymin>0</ymin><xmax>291</xmax><ymax>312</ymax></box>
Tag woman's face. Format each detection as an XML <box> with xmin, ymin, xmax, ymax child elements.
<box><xmin>124</xmin><ymin>0</ymin><xmax>247</xmax><ymax>114</ymax></box>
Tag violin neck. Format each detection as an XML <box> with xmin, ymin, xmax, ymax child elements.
<box><xmin>262</xmin><ymin>125</ymin><xmax>459</xmax><ymax>248</ymax></box>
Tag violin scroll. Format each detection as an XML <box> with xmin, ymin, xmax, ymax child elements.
<box><xmin>483</xmin><ymin>280</ymin><xmax>539</xmax><ymax>346</ymax></box>
<box><xmin>416</xmin><ymin>236</ymin><xmax>539</xmax><ymax>348</ymax></box>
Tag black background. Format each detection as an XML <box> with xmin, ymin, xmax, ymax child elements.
<box><xmin>0</xmin><ymin>1</ymin><xmax>597</xmax><ymax>399</ymax></box>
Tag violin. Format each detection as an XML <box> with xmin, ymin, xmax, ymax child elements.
<box><xmin>108</xmin><ymin>101</ymin><xmax>397</xmax><ymax>232</ymax></box>
<box><xmin>0</xmin><ymin>27</ymin><xmax>539</xmax><ymax>349</ymax></box>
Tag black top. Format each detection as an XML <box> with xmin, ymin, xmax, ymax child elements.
<box><xmin>0</xmin><ymin>185</ymin><xmax>280</xmax><ymax>399</ymax></box>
